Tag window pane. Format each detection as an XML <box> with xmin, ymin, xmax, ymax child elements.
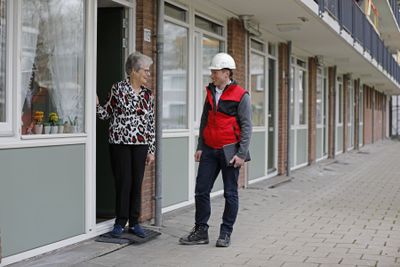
<box><xmin>338</xmin><ymin>84</ymin><xmax>343</xmax><ymax>123</ymax></box>
<box><xmin>251</xmin><ymin>39</ymin><xmax>264</xmax><ymax>52</ymax></box>
<box><xmin>0</xmin><ymin>0</ymin><xmax>6</xmax><ymax>122</ymax></box>
<box><xmin>194</xmin><ymin>36</ymin><xmax>223</xmax><ymax>128</ymax></box>
<box><xmin>163</xmin><ymin>22</ymin><xmax>188</xmax><ymax>129</ymax></box>
<box><xmin>195</xmin><ymin>15</ymin><xmax>223</xmax><ymax>36</ymax></box>
<box><xmin>268</xmin><ymin>58</ymin><xmax>276</xmax><ymax>125</ymax></box>
<box><xmin>165</xmin><ymin>2</ymin><xmax>186</xmax><ymax>22</ymax></box>
<box><xmin>21</xmin><ymin>0</ymin><xmax>85</xmax><ymax>135</ymax></box>
<box><xmin>298</xmin><ymin>70</ymin><xmax>306</xmax><ymax>125</ymax></box>
<box><xmin>250</xmin><ymin>52</ymin><xmax>265</xmax><ymax>126</ymax></box>
<box><xmin>290</xmin><ymin>67</ymin><xmax>295</xmax><ymax>125</ymax></box>
<box><xmin>316</xmin><ymin>74</ymin><xmax>323</xmax><ymax>125</ymax></box>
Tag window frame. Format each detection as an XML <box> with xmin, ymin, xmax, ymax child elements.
<box><xmin>249</xmin><ymin>37</ymin><xmax>267</xmax><ymax>128</ymax></box>
<box><xmin>290</xmin><ymin>56</ymin><xmax>308</xmax><ymax>128</ymax></box>
<box><xmin>0</xmin><ymin>0</ymin><xmax>13</xmax><ymax>135</ymax></box>
<box><xmin>193</xmin><ymin>12</ymin><xmax>225</xmax><ymax>130</ymax></box>
<box><xmin>18</xmin><ymin>0</ymin><xmax>87</xmax><ymax>139</ymax></box>
<box><xmin>163</xmin><ymin>2</ymin><xmax>190</xmax><ymax>131</ymax></box>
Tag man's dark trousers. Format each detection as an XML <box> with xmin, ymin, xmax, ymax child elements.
<box><xmin>195</xmin><ymin>144</ymin><xmax>240</xmax><ymax>235</ymax></box>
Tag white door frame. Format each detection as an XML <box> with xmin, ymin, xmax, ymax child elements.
<box><xmin>92</xmin><ymin>0</ymin><xmax>136</xmax><ymax>234</ymax></box>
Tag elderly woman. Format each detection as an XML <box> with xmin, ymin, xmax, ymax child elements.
<box><xmin>96</xmin><ymin>51</ymin><xmax>155</xmax><ymax>238</ymax></box>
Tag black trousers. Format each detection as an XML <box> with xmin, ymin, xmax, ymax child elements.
<box><xmin>109</xmin><ymin>144</ymin><xmax>148</xmax><ymax>227</ymax></box>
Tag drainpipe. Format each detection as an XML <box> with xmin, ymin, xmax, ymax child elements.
<box><xmin>155</xmin><ymin>0</ymin><xmax>164</xmax><ymax>227</ymax></box>
<box><xmin>286</xmin><ymin>41</ymin><xmax>292</xmax><ymax>177</ymax></box>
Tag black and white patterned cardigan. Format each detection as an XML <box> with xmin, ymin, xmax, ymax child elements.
<box><xmin>96</xmin><ymin>79</ymin><xmax>155</xmax><ymax>154</ymax></box>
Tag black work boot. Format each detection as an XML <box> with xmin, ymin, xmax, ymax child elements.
<box><xmin>179</xmin><ymin>225</ymin><xmax>209</xmax><ymax>245</ymax></box>
<box><xmin>216</xmin><ymin>232</ymin><xmax>231</xmax><ymax>247</ymax></box>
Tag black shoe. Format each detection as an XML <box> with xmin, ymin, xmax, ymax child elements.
<box><xmin>179</xmin><ymin>225</ymin><xmax>209</xmax><ymax>245</ymax></box>
<box><xmin>216</xmin><ymin>233</ymin><xmax>231</xmax><ymax>247</ymax></box>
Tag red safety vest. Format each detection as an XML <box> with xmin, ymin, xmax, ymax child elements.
<box><xmin>203</xmin><ymin>83</ymin><xmax>248</xmax><ymax>149</ymax></box>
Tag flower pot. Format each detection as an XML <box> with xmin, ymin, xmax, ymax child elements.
<box><xmin>44</xmin><ymin>126</ymin><xmax>51</xmax><ymax>134</ymax></box>
<box><xmin>50</xmin><ymin>125</ymin><xmax>58</xmax><ymax>134</ymax></box>
<box><xmin>34</xmin><ymin>125</ymin><xmax>43</xmax><ymax>134</ymax></box>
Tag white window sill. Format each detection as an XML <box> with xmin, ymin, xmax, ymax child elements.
<box><xmin>21</xmin><ymin>133</ymin><xmax>88</xmax><ymax>140</ymax></box>
<box><xmin>0</xmin><ymin>134</ymin><xmax>88</xmax><ymax>149</ymax></box>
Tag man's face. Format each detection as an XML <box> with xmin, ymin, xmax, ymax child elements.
<box><xmin>210</xmin><ymin>69</ymin><xmax>230</xmax><ymax>88</ymax></box>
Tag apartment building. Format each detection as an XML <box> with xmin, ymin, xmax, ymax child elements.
<box><xmin>1</xmin><ymin>0</ymin><xmax>399</xmax><ymax>265</ymax></box>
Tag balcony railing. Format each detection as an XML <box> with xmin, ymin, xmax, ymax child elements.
<box><xmin>390</xmin><ymin>0</ymin><xmax>400</xmax><ymax>30</ymax></box>
<box><xmin>317</xmin><ymin>0</ymin><xmax>400</xmax><ymax>85</ymax></box>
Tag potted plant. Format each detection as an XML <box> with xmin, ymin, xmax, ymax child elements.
<box><xmin>43</xmin><ymin>122</ymin><xmax>51</xmax><ymax>134</ymax></box>
<box><xmin>33</xmin><ymin>111</ymin><xmax>44</xmax><ymax>134</ymax></box>
<box><xmin>68</xmin><ymin>115</ymin><xmax>78</xmax><ymax>133</ymax></box>
<box><xmin>49</xmin><ymin>112</ymin><xmax>59</xmax><ymax>134</ymax></box>
<box><xmin>57</xmin><ymin>119</ymin><xmax>65</xmax><ymax>134</ymax></box>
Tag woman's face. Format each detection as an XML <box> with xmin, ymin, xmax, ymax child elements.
<box><xmin>131</xmin><ymin>65</ymin><xmax>150</xmax><ymax>86</ymax></box>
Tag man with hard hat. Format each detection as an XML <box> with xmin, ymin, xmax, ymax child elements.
<box><xmin>179</xmin><ymin>52</ymin><xmax>252</xmax><ymax>247</ymax></box>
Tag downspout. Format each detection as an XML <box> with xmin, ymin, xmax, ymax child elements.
<box><xmin>155</xmin><ymin>0</ymin><xmax>164</xmax><ymax>227</ymax></box>
<box><xmin>286</xmin><ymin>41</ymin><xmax>292</xmax><ymax>177</ymax></box>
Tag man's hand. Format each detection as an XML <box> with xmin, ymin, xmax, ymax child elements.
<box><xmin>146</xmin><ymin>154</ymin><xmax>155</xmax><ymax>165</ymax></box>
<box><xmin>194</xmin><ymin>150</ymin><xmax>202</xmax><ymax>162</ymax></box>
<box><xmin>229</xmin><ymin>155</ymin><xmax>244</xmax><ymax>168</ymax></box>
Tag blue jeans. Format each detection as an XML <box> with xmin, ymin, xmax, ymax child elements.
<box><xmin>195</xmin><ymin>145</ymin><xmax>240</xmax><ymax>235</ymax></box>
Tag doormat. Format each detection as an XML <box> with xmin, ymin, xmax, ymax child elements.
<box><xmin>95</xmin><ymin>228</ymin><xmax>161</xmax><ymax>245</ymax></box>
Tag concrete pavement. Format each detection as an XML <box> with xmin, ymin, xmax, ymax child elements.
<box><xmin>11</xmin><ymin>140</ymin><xmax>400</xmax><ymax>267</ymax></box>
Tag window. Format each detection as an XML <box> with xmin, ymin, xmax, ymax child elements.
<box><xmin>20</xmin><ymin>0</ymin><xmax>85</xmax><ymax>135</ymax></box>
<box><xmin>163</xmin><ymin>20</ymin><xmax>188</xmax><ymax>129</ymax></box>
<box><xmin>0</xmin><ymin>0</ymin><xmax>6</xmax><ymax>124</ymax></box>
<box><xmin>195</xmin><ymin>15</ymin><xmax>223</xmax><ymax>36</ymax></box>
<box><xmin>165</xmin><ymin>1</ymin><xmax>186</xmax><ymax>22</ymax></box>
<box><xmin>250</xmin><ymin>50</ymin><xmax>265</xmax><ymax>126</ymax></box>
<box><xmin>316</xmin><ymin>69</ymin><xmax>324</xmax><ymax>125</ymax></box>
<box><xmin>290</xmin><ymin>67</ymin><xmax>295</xmax><ymax>125</ymax></box>
<box><xmin>337</xmin><ymin>82</ymin><xmax>343</xmax><ymax>124</ymax></box>
<box><xmin>290</xmin><ymin>58</ymin><xmax>307</xmax><ymax>126</ymax></box>
<box><xmin>194</xmin><ymin>15</ymin><xmax>224</xmax><ymax>128</ymax></box>
<box><xmin>298</xmin><ymin>69</ymin><xmax>306</xmax><ymax>125</ymax></box>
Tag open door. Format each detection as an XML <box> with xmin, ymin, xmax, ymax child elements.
<box><xmin>96</xmin><ymin>3</ymin><xmax>128</xmax><ymax>223</ymax></box>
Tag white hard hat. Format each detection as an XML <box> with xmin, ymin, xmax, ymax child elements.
<box><xmin>209</xmin><ymin>53</ymin><xmax>236</xmax><ymax>70</ymax></box>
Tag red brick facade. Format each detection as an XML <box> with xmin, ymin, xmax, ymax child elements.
<box><xmin>328</xmin><ymin>67</ymin><xmax>337</xmax><ymax>158</ymax></box>
<box><xmin>308</xmin><ymin>57</ymin><xmax>317</xmax><ymax>164</ymax></box>
<box><xmin>278</xmin><ymin>43</ymin><xmax>289</xmax><ymax>175</ymax></box>
<box><xmin>227</xmin><ymin>18</ymin><xmax>247</xmax><ymax>187</ymax></box>
<box><xmin>136</xmin><ymin>0</ymin><xmax>157</xmax><ymax>222</ymax></box>
<box><xmin>342</xmin><ymin>74</ymin><xmax>349</xmax><ymax>152</ymax></box>
<box><xmin>354</xmin><ymin>79</ymin><xmax>360</xmax><ymax>150</ymax></box>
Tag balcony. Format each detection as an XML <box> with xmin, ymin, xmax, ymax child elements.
<box><xmin>318</xmin><ymin>0</ymin><xmax>400</xmax><ymax>87</ymax></box>
<box><xmin>374</xmin><ymin>0</ymin><xmax>400</xmax><ymax>51</ymax></box>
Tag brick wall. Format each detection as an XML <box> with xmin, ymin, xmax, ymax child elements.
<box><xmin>342</xmin><ymin>75</ymin><xmax>349</xmax><ymax>152</ymax></box>
<box><xmin>354</xmin><ymin>79</ymin><xmax>360</xmax><ymax>150</ymax></box>
<box><xmin>364</xmin><ymin>85</ymin><xmax>373</xmax><ymax>144</ymax></box>
<box><xmin>227</xmin><ymin>17</ymin><xmax>247</xmax><ymax>187</ymax></box>
<box><xmin>308</xmin><ymin>57</ymin><xmax>317</xmax><ymax>164</ymax></box>
<box><xmin>328</xmin><ymin>67</ymin><xmax>336</xmax><ymax>158</ymax></box>
<box><xmin>136</xmin><ymin>0</ymin><xmax>157</xmax><ymax>222</ymax></box>
<box><xmin>278</xmin><ymin>43</ymin><xmax>289</xmax><ymax>175</ymax></box>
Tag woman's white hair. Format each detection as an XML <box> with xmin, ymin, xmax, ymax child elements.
<box><xmin>125</xmin><ymin>51</ymin><xmax>153</xmax><ymax>76</ymax></box>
